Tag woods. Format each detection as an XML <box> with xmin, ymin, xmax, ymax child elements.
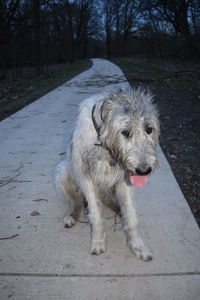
<box><xmin>0</xmin><ymin>0</ymin><xmax>200</xmax><ymax>78</ymax></box>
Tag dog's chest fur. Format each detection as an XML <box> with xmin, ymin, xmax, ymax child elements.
<box><xmin>81</xmin><ymin>146</ymin><xmax>124</xmax><ymax>188</ymax></box>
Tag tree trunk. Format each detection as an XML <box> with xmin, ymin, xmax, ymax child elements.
<box><xmin>34</xmin><ymin>0</ymin><xmax>42</xmax><ymax>74</ymax></box>
<box><xmin>67</xmin><ymin>2</ymin><xmax>75</xmax><ymax>62</ymax></box>
<box><xmin>106</xmin><ymin>30</ymin><xmax>111</xmax><ymax>58</ymax></box>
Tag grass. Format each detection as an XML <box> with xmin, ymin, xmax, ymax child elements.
<box><xmin>0</xmin><ymin>60</ymin><xmax>91</xmax><ymax>120</ymax></box>
<box><xmin>111</xmin><ymin>57</ymin><xmax>196</xmax><ymax>90</ymax></box>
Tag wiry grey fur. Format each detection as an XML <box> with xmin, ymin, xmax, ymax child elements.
<box><xmin>55</xmin><ymin>87</ymin><xmax>160</xmax><ymax>261</ymax></box>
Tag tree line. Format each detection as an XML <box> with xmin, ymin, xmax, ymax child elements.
<box><xmin>0</xmin><ymin>0</ymin><xmax>200</xmax><ymax>77</ymax></box>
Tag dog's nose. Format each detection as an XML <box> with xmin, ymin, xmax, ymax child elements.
<box><xmin>135</xmin><ymin>166</ymin><xmax>152</xmax><ymax>176</ymax></box>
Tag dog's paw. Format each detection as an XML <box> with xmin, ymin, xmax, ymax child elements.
<box><xmin>128</xmin><ymin>238</ymin><xmax>153</xmax><ymax>261</ymax></box>
<box><xmin>64</xmin><ymin>215</ymin><xmax>76</xmax><ymax>228</ymax></box>
<box><xmin>90</xmin><ymin>239</ymin><xmax>106</xmax><ymax>255</ymax></box>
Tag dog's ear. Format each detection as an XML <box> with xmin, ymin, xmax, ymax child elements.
<box><xmin>92</xmin><ymin>88</ymin><xmax>125</xmax><ymax>133</ymax></box>
<box><xmin>100</xmin><ymin>88</ymin><xmax>124</xmax><ymax>120</ymax></box>
<box><xmin>91</xmin><ymin>97</ymin><xmax>114</xmax><ymax>136</ymax></box>
<box><xmin>100</xmin><ymin>99</ymin><xmax>113</xmax><ymax>121</ymax></box>
<box><xmin>91</xmin><ymin>100</ymin><xmax>107</xmax><ymax>135</ymax></box>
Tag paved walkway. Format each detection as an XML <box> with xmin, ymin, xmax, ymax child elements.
<box><xmin>0</xmin><ymin>59</ymin><xmax>199</xmax><ymax>299</ymax></box>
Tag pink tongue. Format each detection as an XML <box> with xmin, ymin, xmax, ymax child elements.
<box><xmin>130</xmin><ymin>175</ymin><xmax>148</xmax><ymax>187</ymax></box>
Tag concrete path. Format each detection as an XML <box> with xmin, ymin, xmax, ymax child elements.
<box><xmin>0</xmin><ymin>59</ymin><xmax>199</xmax><ymax>300</ymax></box>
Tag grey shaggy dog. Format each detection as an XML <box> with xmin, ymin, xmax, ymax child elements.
<box><xmin>55</xmin><ymin>87</ymin><xmax>160</xmax><ymax>261</ymax></box>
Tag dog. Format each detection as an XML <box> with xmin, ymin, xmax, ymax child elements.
<box><xmin>55</xmin><ymin>87</ymin><xmax>160</xmax><ymax>261</ymax></box>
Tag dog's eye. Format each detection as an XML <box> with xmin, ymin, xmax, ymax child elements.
<box><xmin>146</xmin><ymin>126</ymin><xmax>153</xmax><ymax>134</ymax></box>
<box><xmin>121</xmin><ymin>130</ymin><xmax>130</xmax><ymax>138</ymax></box>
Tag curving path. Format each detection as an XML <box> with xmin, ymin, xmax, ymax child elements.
<box><xmin>0</xmin><ymin>59</ymin><xmax>199</xmax><ymax>299</ymax></box>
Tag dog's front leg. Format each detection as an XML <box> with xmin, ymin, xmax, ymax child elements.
<box><xmin>116</xmin><ymin>182</ymin><xmax>153</xmax><ymax>261</ymax></box>
<box><xmin>81</xmin><ymin>179</ymin><xmax>105</xmax><ymax>255</ymax></box>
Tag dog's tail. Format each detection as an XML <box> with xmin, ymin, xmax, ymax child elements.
<box><xmin>55</xmin><ymin>160</ymin><xmax>82</xmax><ymax>219</ymax></box>
<box><xmin>55</xmin><ymin>161</ymin><xmax>74</xmax><ymax>212</ymax></box>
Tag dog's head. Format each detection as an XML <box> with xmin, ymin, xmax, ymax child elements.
<box><xmin>92</xmin><ymin>87</ymin><xmax>160</xmax><ymax>184</ymax></box>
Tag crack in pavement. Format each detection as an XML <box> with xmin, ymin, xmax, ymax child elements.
<box><xmin>0</xmin><ymin>272</ymin><xmax>200</xmax><ymax>278</ymax></box>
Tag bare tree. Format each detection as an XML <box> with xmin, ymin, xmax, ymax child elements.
<box><xmin>104</xmin><ymin>0</ymin><xmax>115</xmax><ymax>57</ymax></box>
<box><xmin>1</xmin><ymin>0</ymin><xmax>199</xmax><ymax>78</ymax></box>
<box><xmin>190</xmin><ymin>0</ymin><xmax>200</xmax><ymax>36</ymax></box>
<box><xmin>103</xmin><ymin>0</ymin><xmax>143</xmax><ymax>56</ymax></box>
<box><xmin>33</xmin><ymin>0</ymin><xmax>42</xmax><ymax>73</ymax></box>
<box><xmin>74</xmin><ymin>0</ymin><xmax>99</xmax><ymax>59</ymax></box>
<box><xmin>0</xmin><ymin>0</ymin><xmax>20</xmax><ymax>77</ymax></box>
<box><xmin>142</xmin><ymin>0</ymin><xmax>199</xmax><ymax>57</ymax></box>
<box><xmin>121</xmin><ymin>0</ymin><xmax>142</xmax><ymax>55</ymax></box>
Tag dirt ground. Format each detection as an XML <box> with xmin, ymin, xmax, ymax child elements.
<box><xmin>112</xmin><ymin>57</ymin><xmax>200</xmax><ymax>227</ymax></box>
